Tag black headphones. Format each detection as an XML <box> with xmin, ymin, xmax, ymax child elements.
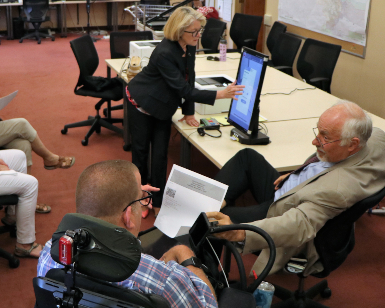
<box><xmin>197</xmin><ymin>126</ymin><xmax>222</xmax><ymax>138</ymax></box>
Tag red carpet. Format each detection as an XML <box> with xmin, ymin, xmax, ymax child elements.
<box><xmin>0</xmin><ymin>34</ymin><xmax>384</xmax><ymax>307</ymax></box>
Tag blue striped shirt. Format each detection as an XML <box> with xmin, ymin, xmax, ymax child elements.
<box><xmin>37</xmin><ymin>240</ymin><xmax>217</xmax><ymax>308</ymax></box>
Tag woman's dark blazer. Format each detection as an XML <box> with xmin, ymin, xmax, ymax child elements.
<box><xmin>127</xmin><ymin>38</ymin><xmax>216</xmax><ymax>121</ymax></box>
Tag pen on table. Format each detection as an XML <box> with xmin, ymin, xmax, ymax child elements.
<box><xmin>252</xmin><ymin>270</ymin><xmax>258</xmax><ymax>280</ymax></box>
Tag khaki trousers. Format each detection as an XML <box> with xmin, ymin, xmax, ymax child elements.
<box><xmin>0</xmin><ymin>118</ymin><xmax>37</xmax><ymax>166</ymax></box>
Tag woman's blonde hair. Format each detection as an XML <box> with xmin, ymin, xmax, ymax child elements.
<box><xmin>163</xmin><ymin>6</ymin><xmax>206</xmax><ymax>41</ymax></box>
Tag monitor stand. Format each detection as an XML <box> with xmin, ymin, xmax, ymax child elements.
<box><xmin>230</xmin><ymin>128</ymin><xmax>270</xmax><ymax>145</ymax></box>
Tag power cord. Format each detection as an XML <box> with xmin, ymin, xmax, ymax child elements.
<box><xmin>206</xmin><ymin>238</ymin><xmax>230</xmax><ymax>288</ymax></box>
<box><xmin>261</xmin><ymin>86</ymin><xmax>317</xmax><ymax>96</ymax></box>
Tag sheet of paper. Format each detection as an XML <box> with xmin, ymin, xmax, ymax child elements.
<box><xmin>154</xmin><ymin>165</ymin><xmax>228</xmax><ymax>238</ymax></box>
<box><xmin>222</xmin><ymin>0</ymin><xmax>232</xmax><ymax>22</ymax></box>
<box><xmin>217</xmin><ymin>0</ymin><xmax>224</xmax><ymax>18</ymax></box>
<box><xmin>0</xmin><ymin>91</ymin><xmax>18</xmax><ymax>111</ymax></box>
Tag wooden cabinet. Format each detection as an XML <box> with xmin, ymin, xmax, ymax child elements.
<box><xmin>243</xmin><ymin>0</ymin><xmax>265</xmax><ymax>52</ymax></box>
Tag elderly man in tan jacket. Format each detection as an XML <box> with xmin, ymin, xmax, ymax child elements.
<box><xmin>207</xmin><ymin>100</ymin><xmax>385</xmax><ymax>276</ymax></box>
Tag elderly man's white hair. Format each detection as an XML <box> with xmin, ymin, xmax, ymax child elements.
<box><xmin>332</xmin><ymin>100</ymin><xmax>372</xmax><ymax>147</ymax></box>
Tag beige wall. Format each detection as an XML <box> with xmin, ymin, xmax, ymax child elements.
<box><xmin>265</xmin><ymin>0</ymin><xmax>385</xmax><ymax>119</ymax></box>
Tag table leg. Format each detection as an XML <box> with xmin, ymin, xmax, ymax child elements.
<box><xmin>180</xmin><ymin>136</ymin><xmax>191</xmax><ymax>168</ymax></box>
<box><xmin>112</xmin><ymin>1</ymin><xmax>118</xmax><ymax>32</ymax></box>
<box><xmin>6</xmin><ymin>6</ymin><xmax>13</xmax><ymax>40</ymax></box>
<box><xmin>123</xmin><ymin>85</ymin><xmax>131</xmax><ymax>151</ymax></box>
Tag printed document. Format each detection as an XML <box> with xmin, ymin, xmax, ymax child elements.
<box><xmin>155</xmin><ymin>165</ymin><xmax>228</xmax><ymax>238</ymax></box>
<box><xmin>0</xmin><ymin>91</ymin><xmax>18</xmax><ymax>111</ymax></box>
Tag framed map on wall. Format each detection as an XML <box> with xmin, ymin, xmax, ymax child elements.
<box><xmin>278</xmin><ymin>0</ymin><xmax>372</xmax><ymax>57</ymax></box>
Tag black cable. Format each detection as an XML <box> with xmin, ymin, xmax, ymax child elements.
<box><xmin>258</xmin><ymin>122</ymin><xmax>268</xmax><ymax>135</ymax></box>
<box><xmin>261</xmin><ymin>86</ymin><xmax>317</xmax><ymax>96</ymax></box>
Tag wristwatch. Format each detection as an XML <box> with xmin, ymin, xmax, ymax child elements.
<box><xmin>181</xmin><ymin>257</ymin><xmax>204</xmax><ymax>270</ymax></box>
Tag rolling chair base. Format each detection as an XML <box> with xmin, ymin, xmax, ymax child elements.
<box><xmin>61</xmin><ymin>115</ymin><xmax>123</xmax><ymax>146</ymax></box>
<box><xmin>19</xmin><ymin>29</ymin><xmax>55</xmax><ymax>44</ymax></box>
<box><xmin>272</xmin><ymin>279</ymin><xmax>331</xmax><ymax>308</ymax></box>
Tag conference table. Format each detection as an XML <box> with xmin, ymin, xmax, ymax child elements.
<box><xmin>106</xmin><ymin>54</ymin><xmax>385</xmax><ymax>172</ymax></box>
<box><xmin>0</xmin><ymin>0</ymin><xmax>136</xmax><ymax>39</ymax></box>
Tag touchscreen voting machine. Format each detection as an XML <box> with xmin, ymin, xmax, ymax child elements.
<box><xmin>227</xmin><ymin>47</ymin><xmax>269</xmax><ymax>145</ymax></box>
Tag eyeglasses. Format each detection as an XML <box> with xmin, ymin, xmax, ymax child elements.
<box><xmin>312</xmin><ymin>127</ymin><xmax>341</xmax><ymax>148</ymax></box>
<box><xmin>184</xmin><ymin>27</ymin><xmax>204</xmax><ymax>37</ymax></box>
<box><xmin>122</xmin><ymin>190</ymin><xmax>153</xmax><ymax>212</ymax></box>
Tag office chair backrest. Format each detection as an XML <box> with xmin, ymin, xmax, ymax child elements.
<box><xmin>297</xmin><ymin>38</ymin><xmax>341</xmax><ymax>91</ymax></box>
<box><xmin>110</xmin><ymin>31</ymin><xmax>154</xmax><ymax>59</ymax></box>
<box><xmin>23</xmin><ymin>0</ymin><xmax>50</xmax><ymax>22</ymax></box>
<box><xmin>200</xmin><ymin>18</ymin><xmax>226</xmax><ymax>53</ymax></box>
<box><xmin>313</xmin><ymin>186</ymin><xmax>385</xmax><ymax>278</ymax></box>
<box><xmin>230</xmin><ymin>13</ymin><xmax>263</xmax><ymax>51</ymax></box>
<box><xmin>270</xmin><ymin>33</ymin><xmax>301</xmax><ymax>75</ymax></box>
<box><xmin>70</xmin><ymin>35</ymin><xmax>99</xmax><ymax>85</ymax></box>
<box><xmin>266</xmin><ymin>21</ymin><xmax>287</xmax><ymax>54</ymax></box>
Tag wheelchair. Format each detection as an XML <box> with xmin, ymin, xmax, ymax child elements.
<box><xmin>33</xmin><ymin>213</ymin><xmax>276</xmax><ymax>308</ymax></box>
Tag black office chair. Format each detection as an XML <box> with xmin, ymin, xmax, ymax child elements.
<box><xmin>267</xmin><ymin>33</ymin><xmax>301</xmax><ymax>76</ymax></box>
<box><xmin>226</xmin><ymin>13</ymin><xmax>263</xmax><ymax>53</ymax></box>
<box><xmin>271</xmin><ymin>186</ymin><xmax>385</xmax><ymax>308</ymax></box>
<box><xmin>296</xmin><ymin>38</ymin><xmax>341</xmax><ymax>94</ymax></box>
<box><xmin>33</xmin><ymin>213</ymin><xmax>170</xmax><ymax>308</ymax></box>
<box><xmin>198</xmin><ymin>18</ymin><xmax>226</xmax><ymax>54</ymax></box>
<box><xmin>103</xmin><ymin>31</ymin><xmax>154</xmax><ymax>117</ymax></box>
<box><xmin>61</xmin><ymin>35</ymin><xmax>123</xmax><ymax>146</ymax></box>
<box><xmin>19</xmin><ymin>0</ymin><xmax>55</xmax><ymax>44</ymax></box>
<box><xmin>266</xmin><ymin>21</ymin><xmax>287</xmax><ymax>55</ymax></box>
<box><xmin>0</xmin><ymin>195</ymin><xmax>20</xmax><ymax>269</ymax></box>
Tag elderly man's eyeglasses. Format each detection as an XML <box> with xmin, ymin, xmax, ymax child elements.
<box><xmin>312</xmin><ymin>127</ymin><xmax>341</xmax><ymax>148</ymax></box>
<box><xmin>122</xmin><ymin>190</ymin><xmax>153</xmax><ymax>212</ymax></box>
<box><xmin>184</xmin><ymin>28</ymin><xmax>204</xmax><ymax>37</ymax></box>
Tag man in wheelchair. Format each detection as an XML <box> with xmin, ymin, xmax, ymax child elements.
<box><xmin>36</xmin><ymin>160</ymin><xmax>217</xmax><ymax>308</ymax></box>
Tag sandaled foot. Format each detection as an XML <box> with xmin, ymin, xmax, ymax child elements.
<box><xmin>15</xmin><ymin>243</ymin><xmax>43</xmax><ymax>258</ymax></box>
<box><xmin>36</xmin><ymin>203</ymin><xmax>51</xmax><ymax>214</ymax></box>
<box><xmin>44</xmin><ymin>156</ymin><xmax>75</xmax><ymax>170</ymax></box>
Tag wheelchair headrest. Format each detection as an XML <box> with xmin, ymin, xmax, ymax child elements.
<box><xmin>51</xmin><ymin>213</ymin><xmax>142</xmax><ymax>282</ymax></box>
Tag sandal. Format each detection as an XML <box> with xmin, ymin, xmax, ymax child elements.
<box><xmin>36</xmin><ymin>203</ymin><xmax>51</xmax><ymax>214</ymax></box>
<box><xmin>14</xmin><ymin>243</ymin><xmax>42</xmax><ymax>258</ymax></box>
<box><xmin>44</xmin><ymin>156</ymin><xmax>75</xmax><ymax>170</ymax></box>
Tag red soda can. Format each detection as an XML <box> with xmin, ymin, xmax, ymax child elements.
<box><xmin>59</xmin><ymin>235</ymin><xmax>74</xmax><ymax>265</ymax></box>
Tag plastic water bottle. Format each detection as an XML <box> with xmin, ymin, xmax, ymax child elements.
<box><xmin>219</xmin><ymin>37</ymin><xmax>227</xmax><ymax>62</ymax></box>
<box><xmin>253</xmin><ymin>281</ymin><xmax>275</xmax><ymax>308</ymax></box>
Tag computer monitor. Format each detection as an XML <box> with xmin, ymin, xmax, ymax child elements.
<box><xmin>227</xmin><ymin>47</ymin><xmax>269</xmax><ymax>145</ymax></box>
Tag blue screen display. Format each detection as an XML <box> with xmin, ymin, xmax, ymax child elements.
<box><xmin>228</xmin><ymin>51</ymin><xmax>264</xmax><ymax>131</ymax></box>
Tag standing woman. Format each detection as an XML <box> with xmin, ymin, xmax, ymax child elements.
<box><xmin>126</xmin><ymin>7</ymin><xmax>244</xmax><ymax>217</ymax></box>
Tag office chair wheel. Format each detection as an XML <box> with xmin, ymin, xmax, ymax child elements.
<box><xmin>9</xmin><ymin>256</ymin><xmax>20</xmax><ymax>269</ymax></box>
<box><xmin>321</xmin><ymin>287</ymin><xmax>332</xmax><ymax>298</ymax></box>
<box><xmin>61</xmin><ymin>128</ymin><xmax>68</xmax><ymax>134</ymax></box>
<box><xmin>81</xmin><ymin>139</ymin><xmax>88</xmax><ymax>146</ymax></box>
<box><xmin>19</xmin><ymin>39</ymin><xmax>23</xmax><ymax>43</ymax></box>
<box><xmin>52</xmin><ymin>37</ymin><xmax>55</xmax><ymax>41</ymax></box>
<box><xmin>38</xmin><ymin>39</ymin><xmax>41</xmax><ymax>44</ymax></box>
<box><xmin>123</xmin><ymin>144</ymin><xmax>131</xmax><ymax>151</ymax></box>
